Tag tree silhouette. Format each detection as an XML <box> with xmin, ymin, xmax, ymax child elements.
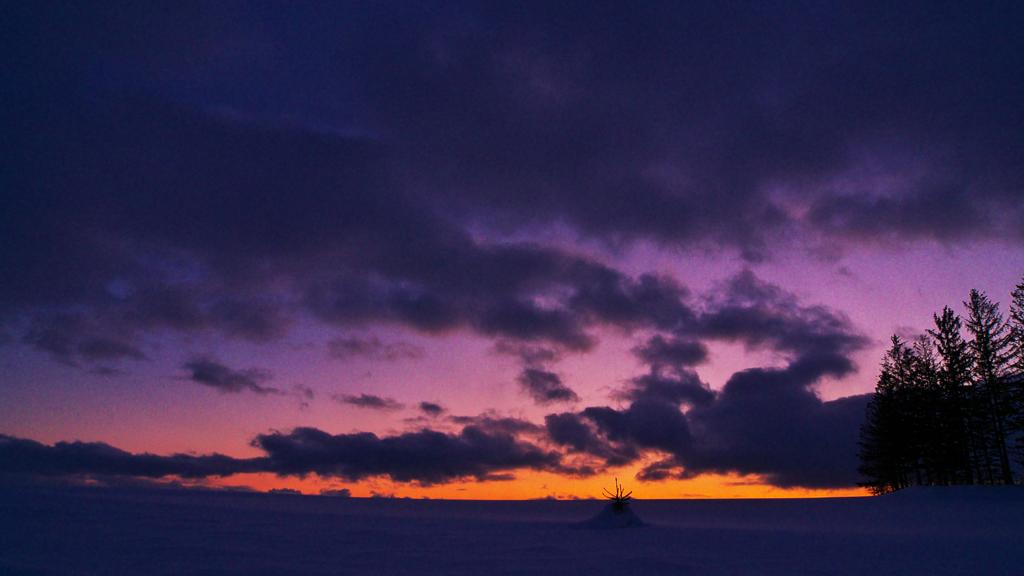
<box><xmin>859</xmin><ymin>277</ymin><xmax>1024</xmax><ymax>492</ymax></box>
<box><xmin>859</xmin><ymin>336</ymin><xmax>917</xmax><ymax>493</ymax></box>
<box><xmin>929</xmin><ymin>307</ymin><xmax>974</xmax><ymax>484</ymax></box>
<box><xmin>1007</xmin><ymin>280</ymin><xmax>1024</xmax><ymax>469</ymax></box>
<box><xmin>964</xmin><ymin>289</ymin><xmax>1014</xmax><ymax>485</ymax></box>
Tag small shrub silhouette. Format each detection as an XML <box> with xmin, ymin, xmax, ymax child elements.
<box><xmin>602</xmin><ymin>478</ymin><xmax>632</xmax><ymax>512</ymax></box>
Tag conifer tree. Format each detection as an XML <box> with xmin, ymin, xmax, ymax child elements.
<box><xmin>859</xmin><ymin>336</ymin><xmax>914</xmax><ymax>493</ymax></box>
<box><xmin>928</xmin><ymin>307</ymin><xmax>975</xmax><ymax>484</ymax></box>
<box><xmin>909</xmin><ymin>336</ymin><xmax>944</xmax><ymax>484</ymax></box>
<box><xmin>859</xmin><ymin>395</ymin><xmax>896</xmax><ymax>494</ymax></box>
<box><xmin>964</xmin><ymin>289</ymin><xmax>1014</xmax><ymax>484</ymax></box>
<box><xmin>1011</xmin><ymin>279</ymin><xmax>1024</xmax><ymax>374</ymax></box>
<box><xmin>1008</xmin><ymin>278</ymin><xmax>1024</xmax><ymax>471</ymax></box>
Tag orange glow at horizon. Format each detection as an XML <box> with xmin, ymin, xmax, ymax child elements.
<box><xmin>178</xmin><ymin>466</ymin><xmax>868</xmax><ymax>500</ymax></box>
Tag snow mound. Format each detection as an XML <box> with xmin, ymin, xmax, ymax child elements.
<box><xmin>576</xmin><ymin>502</ymin><xmax>646</xmax><ymax>529</ymax></box>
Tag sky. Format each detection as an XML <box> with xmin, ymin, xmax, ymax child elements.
<box><xmin>1</xmin><ymin>1</ymin><xmax>1023</xmax><ymax>499</ymax></box>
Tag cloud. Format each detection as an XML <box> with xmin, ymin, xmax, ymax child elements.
<box><xmin>492</xmin><ymin>341</ymin><xmax>562</xmax><ymax>366</ymax></box>
<box><xmin>681</xmin><ymin>369</ymin><xmax>872</xmax><ymax>487</ymax></box>
<box><xmin>20</xmin><ymin>315</ymin><xmax>147</xmax><ymax>367</ymax></box>
<box><xmin>687</xmin><ymin>270</ymin><xmax>869</xmax><ymax>370</ymax></box>
<box><xmin>0</xmin><ymin>435</ymin><xmax>264</xmax><ymax>479</ymax></box>
<box><xmin>9</xmin><ymin>268</ymin><xmax>873</xmax><ymax>488</ymax></box>
<box><xmin>8</xmin><ymin>262</ymin><xmax>872</xmax><ymax>489</ymax></box>
<box><xmin>618</xmin><ymin>371</ymin><xmax>715</xmax><ymax>407</ymax></box>
<box><xmin>494</xmin><ymin>341</ymin><xmax>582</xmax><ymax>406</ymax></box>
<box><xmin>569</xmin><ymin>273</ymin><xmax>694</xmax><ymax>332</ymax></box>
<box><xmin>445</xmin><ymin>413</ymin><xmax>544</xmax><ymax>437</ymax></box>
<box><xmin>10</xmin><ymin>1</ymin><xmax>1010</xmax><ymax>373</ymax></box>
<box><xmin>252</xmin><ymin>426</ymin><xmax>566</xmax><ymax>484</ymax></box>
<box><xmin>545</xmin><ymin>272</ymin><xmax>872</xmax><ymax>487</ymax></box>
<box><xmin>476</xmin><ymin>301</ymin><xmax>595</xmax><ymax>351</ymax></box>
<box><xmin>334</xmin><ymin>393</ymin><xmax>404</xmax><ymax>411</ymax></box>
<box><xmin>350</xmin><ymin>2</ymin><xmax>1021</xmax><ymax>254</ymax></box>
<box><xmin>0</xmin><ymin>418</ymin><xmax>569</xmax><ymax>485</ymax></box>
<box><xmin>13</xmin><ymin>3</ymin><xmax>1018</xmax><ymax>262</ymax></box>
<box><xmin>205</xmin><ymin>298</ymin><xmax>292</xmax><ymax>342</ymax></box>
<box><xmin>516</xmin><ymin>368</ymin><xmax>579</xmax><ymax>404</ymax></box>
<box><xmin>418</xmin><ymin>402</ymin><xmax>445</xmax><ymax>417</ymax></box>
<box><xmin>182</xmin><ymin>357</ymin><xmax>279</xmax><ymax>395</ymax></box>
<box><xmin>633</xmin><ymin>335</ymin><xmax>708</xmax><ymax>369</ymax></box>
<box><xmin>545</xmin><ymin>365</ymin><xmax>870</xmax><ymax>488</ymax></box>
<box><xmin>327</xmin><ymin>336</ymin><xmax>424</xmax><ymax>362</ymax></box>
<box><xmin>544</xmin><ymin>412</ymin><xmax>637</xmax><ymax>467</ymax></box>
<box><xmin>2</xmin><ymin>88</ymin><xmax>709</xmax><ymax>365</ymax></box>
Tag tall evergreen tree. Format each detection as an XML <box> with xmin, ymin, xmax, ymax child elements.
<box><xmin>928</xmin><ymin>307</ymin><xmax>975</xmax><ymax>484</ymax></box>
<box><xmin>860</xmin><ymin>340</ymin><xmax>897</xmax><ymax>494</ymax></box>
<box><xmin>964</xmin><ymin>289</ymin><xmax>1014</xmax><ymax>484</ymax></box>
<box><xmin>1008</xmin><ymin>278</ymin><xmax>1024</xmax><ymax>471</ymax></box>
<box><xmin>859</xmin><ymin>336</ymin><xmax>915</xmax><ymax>493</ymax></box>
<box><xmin>909</xmin><ymin>336</ymin><xmax>944</xmax><ymax>484</ymax></box>
<box><xmin>1011</xmin><ymin>279</ymin><xmax>1024</xmax><ymax>374</ymax></box>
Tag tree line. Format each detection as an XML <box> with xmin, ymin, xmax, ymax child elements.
<box><xmin>858</xmin><ymin>277</ymin><xmax>1024</xmax><ymax>494</ymax></box>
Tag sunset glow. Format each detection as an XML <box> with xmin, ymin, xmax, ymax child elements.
<box><xmin>3</xmin><ymin>2</ymin><xmax>1022</xmax><ymax>501</ymax></box>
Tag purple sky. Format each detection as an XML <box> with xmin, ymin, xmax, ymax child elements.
<box><xmin>1</xmin><ymin>2</ymin><xmax>1022</xmax><ymax>497</ymax></box>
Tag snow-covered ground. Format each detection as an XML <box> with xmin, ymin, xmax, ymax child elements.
<box><xmin>2</xmin><ymin>485</ymin><xmax>1022</xmax><ymax>575</ymax></box>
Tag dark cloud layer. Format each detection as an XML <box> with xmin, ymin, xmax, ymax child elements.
<box><xmin>683</xmin><ymin>369</ymin><xmax>872</xmax><ymax>487</ymax></box>
<box><xmin>0</xmin><ymin>416</ymin><xmax>569</xmax><ymax>483</ymax></box>
<box><xmin>6</xmin><ymin>271</ymin><xmax>873</xmax><ymax>488</ymax></box>
<box><xmin>5</xmin><ymin>273</ymin><xmax>873</xmax><ymax>488</ymax></box>
<box><xmin>1</xmin><ymin>83</ymin><xmax>701</xmax><ymax>371</ymax></box>
<box><xmin>633</xmin><ymin>336</ymin><xmax>708</xmax><ymax>369</ymax></box>
<box><xmin>4</xmin><ymin>2</ymin><xmax>1018</xmax><ymax>361</ymax></box>
<box><xmin>3</xmin><ymin>2</ymin><xmax>1006</xmax><ymax>489</ymax></box>
<box><xmin>691</xmin><ymin>271</ymin><xmax>868</xmax><ymax>364</ymax></box>
<box><xmin>20</xmin><ymin>315</ymin><xmax>147</xmax><ymax>367</ymax></box>
<box><xmin>0</xmin><ymin>435</ymin><xmax>263</xmax><ymax>479</ymax></box>
<box><xmin>0</xmin><ymin>421</ymin><xmax>567</xmax><ymax>486</ymax></box>
<box><xmin>513</xmin><ymin>272</ymin><xmax>861</xmax><ymax>487</ymax></box>
<box><xmin>358</xmin><ymin>1</ymin><xmax>1022</xmax><ymax>251</ymax></box>
<box><xmin>252</xmin><ymin>426</ymin><xmax>565</xmax><ymax>484</ymax></box>
<box><xmin>544</xmin><ymin>376</ymin><xmax>870</xmax><ymax>488</ymax></box>
<box><xmin>546</xmin><ymin>274</ymin><xmax>871</xmax><ymax>487</ymax></box>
